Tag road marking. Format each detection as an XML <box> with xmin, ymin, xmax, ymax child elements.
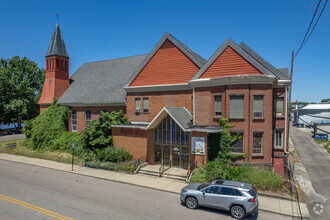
<box><xmin>0</xmin><ymin>193</ymin><xmax>74</xmax><ymax>220</ymax></box>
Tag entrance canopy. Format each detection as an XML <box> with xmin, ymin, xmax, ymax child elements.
<box><xmin>147</xmin><ymin>107</ymin><xmax>222</xmax><ymax>133</ymax></box>
<box><xmin>147</xmin><ymin>107</ymin><xmax>192</xmax><ymax>131</ymax></box>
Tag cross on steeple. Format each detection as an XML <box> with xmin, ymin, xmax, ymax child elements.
<box><xmin>56</xmin><ymin>13</ymin><xmax>59</xmax><ymax>23</ymax></box>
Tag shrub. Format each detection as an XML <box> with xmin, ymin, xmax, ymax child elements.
<box><xmin>94</xmin><ymin>147</ymin><xmax>132</xmax><ymax>163</ymax></box>
<box><xmin>53</xmin><ymin>132</ymin><xmax>85</xmax><ymax>157</ymax></box>
<box><xmin>190</xmin><ymin>163</ymin><xmax>284</xmax><ymax>190</ymax></box>
<box><xmin>23</xmin><ymin>102</ymin><xmax>71</xmax><ymax>150</ymax></box>
<box><xmin>81</xmin><ymin>111</ymin><xmax>129</xmax><ymax>152</ymax></box>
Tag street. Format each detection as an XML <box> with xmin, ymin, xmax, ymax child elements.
<box><xmin>290</xmin><ymin>126</ymin><xmax>330</xmax><ymax>220</ymax></box>
<box><xmin>0</xmin><ymin>159</ymin><xmax>295</xmax><ymax>220</ymax></box>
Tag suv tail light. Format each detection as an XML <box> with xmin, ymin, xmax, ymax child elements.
<box><xmin>248</xmin><ymin>197</ymin><xmax>256</xmax><ymax>202</ymax></box>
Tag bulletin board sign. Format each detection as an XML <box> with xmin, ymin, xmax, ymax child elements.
<box><xmin>191</xmin><ymin>137</ymin><xmax>205</xmax><ymax>155</ymax></box>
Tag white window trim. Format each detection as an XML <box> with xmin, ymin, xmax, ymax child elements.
<box><xmin>72</xmin><ymin>110</ymin><xmax>77</xmax><ymax>132</ymax></box>
<box><xmin>274</xmin><ymin>130</ymin><xmax>284</xmax><ymax>149</ymax></box>
<box><xmin>253</xmin><ymin>133</ymin><xmax>263</xmax><ymax>155</ymax></box>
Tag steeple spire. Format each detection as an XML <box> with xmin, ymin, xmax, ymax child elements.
<box><xmin>46</xmin><ymin>21</ymin><xmax>69</xmax><ymax>57</ymax></box>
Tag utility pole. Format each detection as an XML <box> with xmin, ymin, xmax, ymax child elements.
<box><xmin>287</xmin><ymin>50</ymin><xmax>294</xmax><ymax>152</ymax></box>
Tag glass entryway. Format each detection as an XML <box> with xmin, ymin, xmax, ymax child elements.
<box><xmin>153</xmin><ymin>115</ymin><xmax>190</xmax><ymax>169</ymax></box>
<box><xmin>154</xmin><ymin>145</ymin><xmax>189</xmax><ymax>169</ymax></box>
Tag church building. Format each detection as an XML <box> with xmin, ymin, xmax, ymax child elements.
<box><xmin>39</xmin><ymin>22</ymin><xmax>291</xmax><ymax>177</ymax></box>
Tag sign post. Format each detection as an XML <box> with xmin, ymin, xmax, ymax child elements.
<box><xmin>72</xmin><ymin>143</ymin><xmax>75</xmax><ymax>171</ymax></box>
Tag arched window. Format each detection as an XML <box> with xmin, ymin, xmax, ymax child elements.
<box><xmin>85</xmin><ymin>110</ymin><xmax>91</xmax><ymax>128</ymax></box>
<box><xmin>72</xmin><ymin>110</ymin><xmax>77</xmax><ymax>132</ymax></box>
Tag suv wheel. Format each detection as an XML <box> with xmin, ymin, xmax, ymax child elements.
<box><xmin>230</xmin><ymin>205</ymin><xmax>246</xmax><ymax>219</ymax></box>
<box><xmin>185</xmin><ymin>197</ymin><xmax>198</xmax><ymax>209</ymax></box>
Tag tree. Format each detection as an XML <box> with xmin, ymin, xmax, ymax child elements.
<box><xmin>321</xmin><ymin>98</ymin><xmax>330</xmax><ymax>103</ymax></box>
<box><xmin>0</xmin><ymin>56</ymin><xmax>44</xmax><ymax>131</ymax></box>
<box><xmin>81</xmin><ymin>111</ymin><xmax>129</xmax><ymax>152</ymax></box>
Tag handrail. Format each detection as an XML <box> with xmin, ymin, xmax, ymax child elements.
<box><xmin>159</xmin><ymin>162</ymin><xmax>165</xmax><ymax>177</ymax></box>
<box><xmin>133</xmin><ymin>155</ymin><xmax>147</xmax><ymax>173</ymax></box>
<box><xmin>187</xmin><ymin>161</ymin><xmax>197</xmax><ymax>180</ymax></box>
<box><xmin>159</xmin><ymin>161</ymin><xmax>171</xmax><ymax>177</ymax></box>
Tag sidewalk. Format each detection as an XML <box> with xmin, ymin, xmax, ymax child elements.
<box><xmin>0</xmin><ymin>153</ymin><xmax>309</xmax><ymax>218</ymax></box>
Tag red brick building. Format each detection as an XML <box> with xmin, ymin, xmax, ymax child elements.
<box><xmin>40</xmin><ymin>23</ymin><xmax>291</xmax><ymax>176</ymax></box>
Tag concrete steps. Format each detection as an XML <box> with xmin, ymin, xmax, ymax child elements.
<box><xmin>138</xmin><ymin>165</ymin><xmax>187</xmax><ymax>182</ymax></box>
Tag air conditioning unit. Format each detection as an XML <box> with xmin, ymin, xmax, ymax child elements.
<box><xmin>135</xmin><ymin>108</ymin><xmax>141</xmax><ymax>114</ymax></box>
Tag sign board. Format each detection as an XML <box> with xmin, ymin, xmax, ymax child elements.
<box><xmin>191</xmin><ymin>137</ymin><xmax>205</xmax><ymax>155</ymax></box>
<box><xmin>72</xmin><ymin>143</ymin><xmax>76</xmax><ymax>149</ymax></box>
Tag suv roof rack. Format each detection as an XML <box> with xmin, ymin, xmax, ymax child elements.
<box><xmin>212</xmin><ymin>179</ymin><xmax>252</xmax><ymax>190</ymax></box>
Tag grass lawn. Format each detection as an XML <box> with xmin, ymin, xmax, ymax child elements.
<box><xmin>314</xmin><ymin>139</ymin><xmax>330</xmax><ymax>153</ymax></box>
<box><xmin>0</xmin><ymin>139</ymin><xmax>84</xmax><ymax>165</ymax></box>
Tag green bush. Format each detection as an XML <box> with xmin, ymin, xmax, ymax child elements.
<box><xmin>116</xmin><ymin>161</ymin><xmax>135</xmax><ymax>172</ymax></box>
<box><xmin>190</xmin><ymin>163</ymin><xmax>283</xmax><ymax>191</ymax></box>
<box><xmin>23</xmin><ymin>102</ymin><xmax>71</xmax><ymax>150</ymax></box>
<box><xmin>94</xmin><ymin>147</ymin><xmax>132</xmax><ymax>163</ymax></box>
<box><xmin>81</xmin><ymin>111</ymin><xmax>129</xmax><ymax>151</ymax></box>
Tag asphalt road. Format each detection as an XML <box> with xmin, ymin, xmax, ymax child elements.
<box><xmin>290</xmin><ymin>127</ymin><xmax>330</xmax><ymax>220</ymax></box>
<box><xmin>0</xmin><ymin>159</ymin><xmax>296</xmax><ymax>220</ymax></box>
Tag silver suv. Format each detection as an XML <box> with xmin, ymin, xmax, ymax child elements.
<box><xmin>180</xmin><ymin>179</ymin><xmax>258</xmax><ymax>219</ymax></box>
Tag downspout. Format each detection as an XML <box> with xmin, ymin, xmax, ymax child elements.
<box><xmin>193</xmin><ymin>86</ymin><xmax>196</xmax><ymax>126</ymax></box>
<box><xmin>284</xmin><ymin>85</ymin><xmax>289</xmax><ymax>154</ymax></box>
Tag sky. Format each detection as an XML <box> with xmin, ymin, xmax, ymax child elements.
<box><xmin>1</xmin><ymin>0</ymin><xmax>329</xmax><ymax>103</ymax></box>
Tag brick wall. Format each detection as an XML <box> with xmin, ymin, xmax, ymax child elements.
<box><xmin>195</xmin><ymin>84</ymin><xmax>274</xmax><ymax>164</ymax></box>
<box><xmin>126</xmin><ymin>90</ymin><xmax>193</xmax><ymax>122</ymax></box>
<box><xmin>69</xmin><ymin>106</ymin><xmax>126</xmax><ymax>132</ymax></box>
<box><xmin>112</xmin><ymin>127</ymin><xmax>151</xmax><ymax>160</ymax></box>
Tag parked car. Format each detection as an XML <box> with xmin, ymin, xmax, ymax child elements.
<box><xmin>180</xmin><ymin>179</ymin><xmax>258</xmax><ymax>219</ymax></box>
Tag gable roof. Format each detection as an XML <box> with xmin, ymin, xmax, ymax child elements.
<box><xmin>57</xmin><ymin>54</ymin><xmax>147</xmax><ymax>105</ymax></box>
<box><xmin>146</xmin><ymin>107</ymin><xmax>193</xmax><ymax>131</ymax></box>
<box><xmin>46</xmin><ymin>22</ymin><xmax>69</xmax><ymax>57</ymax></box>
<box><xmin>125</xmin><ymin>33</ymin><xmax>206</xmax><ymax>87</ymax></box>
<box><xmin>239</xmin><ymin>42</ymin><xmax>289</xmax><ymax>80</ymax></box>
<box><xmin>191</xmin><ymin>38</ymin><xmax>284</xmax><ymax>80</ymax></box>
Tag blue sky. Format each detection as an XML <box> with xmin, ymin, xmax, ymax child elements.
<box><xmin>1</xmin><ymin>0</ymin><xmax>329</xmax><ymax>103</ymax></box>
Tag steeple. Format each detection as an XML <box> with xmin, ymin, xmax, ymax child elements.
<box><xmin>39</xmin><ymin>21</ymin><xmax>70</xmax><ymax>112</ymax></box>
<box><xmin>46</xmin><ymin>22</ymin><xmax>69</xmax><ymax>57</ymax></box>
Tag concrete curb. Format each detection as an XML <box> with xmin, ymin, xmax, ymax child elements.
<box><xmin>0</xmin><ymin>153</ymin><xmax>309</xmax><ymax>218</ymax></box>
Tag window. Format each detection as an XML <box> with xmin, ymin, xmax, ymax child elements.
<box><xmin>85</xmin><ymin>110</ymin><xmax>91</xmax><ymax>128</ymax></box>
<box><xmin>214</xmin><ymin>95</ymin><xmax>222</xmax><ymax>117</ymax></box>
<box><xmin>143</xmin><ymin>98</ymin><xmax>149</xmax><ymax>113</ymax></box>
<box><xmin>275</xmin><ymin>98</ymin><xmax>284</xmax><ymax>117</ymax></box>
<box><xmin>219</xmin><ymin>187</ymin><xmax>232</xmax><ymax>195</ymax></box>
<box><xmin>135</xmin><ymin>98</ymin><xmax>141</xmax><ymax>113</ymax></box>
<box><xmin>253</xmin><ymin>133</ymin><xmax>263</xmax><ymax>155</ymax></box>
<box><xmin>230</xmin><ymin>96</ymin><xmax>244</xmax><ymax>118</ymax></box>
<box><xmin>72</xmin><ymin>110</ymin><xmax>77</xmax><ymax>132</ymax></box>
<box><xmin>274</xmin><ymin>130</ymin><xmax>283</xmax><ymax>148</ymax></box>
<box><xmin>253</xmin><ymin>95</ymin><xmax>263</xmax><ymax>118</ymax></box>
<box><xmin>204</xmin><ymin>186</ymin><xmax>221</xmax><ymax>194</ymax></box>
<box><xmin>153</xmin><ymin>115</ymin><xmax>189</xmax><ymax>146</ymax></box>
<box><xmin>230</xmin><ymin>134</ymin><xmax>244</xmax><ymax>153</ymax></box>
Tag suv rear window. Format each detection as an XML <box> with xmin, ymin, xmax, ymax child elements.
<box><xmin>248</xmin><ymin>188</ymin><xmax>257</xmax><ymax>197</ymax></box>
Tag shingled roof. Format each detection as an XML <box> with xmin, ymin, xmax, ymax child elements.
<box><xmin>46</xmin><ymin>22</ymin><xmax>69</xmax><ymax>57</ymax></box>
<box><xmin>58</xmin><ymin>54</ymin><xmax>148</xmax><ymax>105</ymax></box>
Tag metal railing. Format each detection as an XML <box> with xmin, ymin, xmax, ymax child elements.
<box><xmin>159</xmin><ymin>162</ymin><xmax>171</xmax><ymax>178</ymax></box>
<box><xmin>133</xmin><ymin>155</ymin><xmax>147</xmax><ymax>173</ymax></box>
<box><xmin>187</xmin><ymin>161</ymin><xmax>197</xmax><ymax>180</ymax></box>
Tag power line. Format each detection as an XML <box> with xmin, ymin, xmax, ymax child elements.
<box><xmin>299</xmin><ymin>0</ymin><xmax>328</xmax><ymax>52</ymax></box>
<box><xmin>295</xmin><ymin>0</ymin><xmax>322</xmax><ymax>57</ymax></box>
<box><xmin>294</xmin><ymin>0</ymin><xmax>327</xmax><ymax>58</ymax></box>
